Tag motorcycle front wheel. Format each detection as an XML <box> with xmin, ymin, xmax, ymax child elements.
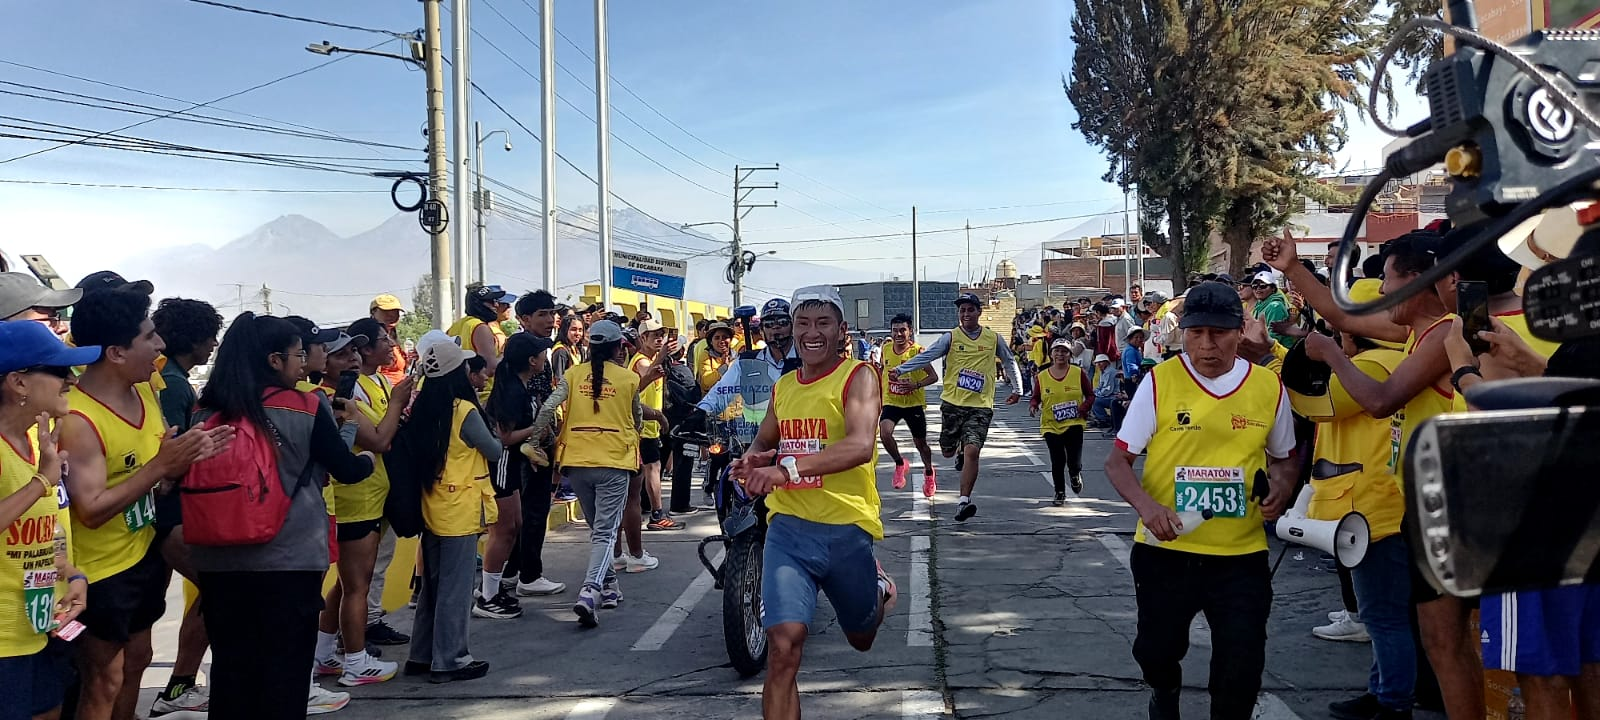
<box><xmin>722</xmin><ymin>530</ymin><xmax>768</xmax><ymax>677</ymax></box>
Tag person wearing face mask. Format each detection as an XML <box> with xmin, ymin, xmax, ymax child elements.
<box><xmin>0</xmin><ymin>321</ymin><xmax>96</xmax><ymax>720</ymax></box>
<box><xmin>0</xmin><ymin>272</ymin><xmax>79</xmax><ymax>340</ymax></box>
<box><xmin>1104</xmin><ymin>281</ymin><xmax>1297</xmax><ymax>720</ymax></box>
<box><xmin>449</xmin><ymin>284</ymin><xmax>517</xmax><ymax>402</ymax></box>
<box><xmin>59</xmin><ymin>289</ymin><xmax>232</xmax><ymax>720</ymax></box>
<box><xmin>191</xmin><ymin>313</ymin><xmax>375</xmax><ymax>718</ymax></box>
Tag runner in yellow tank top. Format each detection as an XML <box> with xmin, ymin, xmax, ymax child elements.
<box><xmin>1262</xmin><ymin>227</ymin><xmax>1487</xmax><ymax>720</ymax></box>
<box><xmin>1104</xmin><ymin>281</ymin><xmax>1298</xmax><ymax>719</ymax></box>
<box><xmin>877</xmin><ymin>313</ymin><xmax>938</xmax><ymax>497</ymax></box>
<box><xmin>57</xmin><ymin>289</ymin><xmax>232</xmax><ymax>720</ymax></box>
<box><xmin>0</xmin><ymin>321</ymin><xmax>96</xmax><ymax>719</ymax></box>
<box><xmin>733</xmin><ymin>286</ymin><xmax>896</xmax><ymax>720</ymax></box>
<box><xmin>889</xmin><ymin>293</ymin><xmax>1023</xmax><ymax>522</ymax></box>
<box><xmin>1030</xmin><ymin>339</ymin><xmax>1093</xmax><ymax>504</ymax></box>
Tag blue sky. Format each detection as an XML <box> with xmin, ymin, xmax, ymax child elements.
<box><xmin>0</xmin><ymin>0</ymin><xmax>1422</xmax><ymax>285</ymax></box>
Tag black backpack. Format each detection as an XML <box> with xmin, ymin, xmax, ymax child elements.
<box><xmin>663</xmin><ymin>361</ymin><xmax>702</xmax><ymax>423</ymax></box>
<box><xmin>381</xmin><ymin>428</ymin><xmax>426</xmax><ymax>538</ymax></box>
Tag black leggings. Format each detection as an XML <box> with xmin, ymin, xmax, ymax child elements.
<box><xmin>199</xmin><ymin>570</ymin><xmax>322</xmax><ymax>720</ymax></box>
<box><xmin>1043</xmin><ymin>427</ymin><xmax>1084</xmax><ymax>494</ymax></box>
<box><xmin>508</xmin><ymin>460</ymin><xmax>553</xmax><ymax>583</ymax></box>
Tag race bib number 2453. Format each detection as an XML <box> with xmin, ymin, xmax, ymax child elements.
<box><xmin>1173</xmin><ymin>466</ymin><xmax>1246</xmax><ymax>518</ymax></box>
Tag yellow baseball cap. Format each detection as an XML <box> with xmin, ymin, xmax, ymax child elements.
<box><xmin>370</xmin><ymin>294</ymin><xmax>405</xmax><ymax>312</ymax></box>
<box><xmin>1345</xmin><ymin>279</ymin><xmax>1403</xmax><ymax>350</ymax></box>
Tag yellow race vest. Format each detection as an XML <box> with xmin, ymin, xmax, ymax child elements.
<box><xmin>421</xmin><ymin>400</ymin><xmax>496</xmax><ymax>537</ymax></box>
<box><xmin>767</xmin><ymin>359</ymin><xmax>883</xmax><ymax>539</ymax></box>
<box><xmin>1301</xmin><ymin>348</ymin><xmax>1407</xmax><ymax>541</ymax></box>
<box><xmin>1036</xmin><ymin>364</ymin><xmax>1088</xmax><ymax>434</ymax></box>
<box><xmin>630</xmin><ymin>353</ymin><xmax>663</xmax><ymax>440</ymax></box>
<box><xmin>335</xmin><ymin>374</ymin><xmax>393</xmax><ymax>524</ymax></box>
<box><xmin>0</xmin><ymin>427</ymin><xmax>71</xmax><ymax>657</ymax></box>
<box><xmin>1389</xmin><ymin>317</ymin><xmax>1455</xmax><ymax>475</ymax></box>
<box><xmin>881</xmin><ymin>343</ymin><xmax>930</xmax><ymax>409</ymax></box>
<box><xmin>941</xmin><ymin>327</ymin><xmax>1000</xmax><ymax>409</ymax></box>
<box><xmin>448</xmin><ymin>316</ymin><xmax>507</xmax><ymax>401</ymax></box>
<box><xmin>66</xmin><ymin>384</ymin><xmax>164</xmax><ymax>582</ymax></box>
<box><xmin>555</xmin><ymin>362</ymin><xmax>641</xmax><ymax>471</ymax></box>
<box><xmin>1136</xmin><ymin>358</ymin><xmax>1281</xmax><ymax>555</ymax></box>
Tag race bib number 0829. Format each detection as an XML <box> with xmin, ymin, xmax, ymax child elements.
<box><xmin>956</xmin><ymin>369</ymin><xmax>986</xmax><ymax>393</ymax></box>
<box><xmin>1173</xmin><ymin>466</ymin><xmax>1246</xmax><ymax>518</ymax></box>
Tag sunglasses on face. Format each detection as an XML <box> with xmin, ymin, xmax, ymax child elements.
<box><xmin>23</xmin><ymin>365</ymin><xmax>72</xmax><ymax>379</ymax></box>
<box><xmin>761</xmin><ymin>318</ymin><xmax>791</xmax><ymax>329</ymax></box>
<box><xmin>1250</xmin><ymin>283</ymin><xmax>1270</xmax><ymax>290</ymax></box>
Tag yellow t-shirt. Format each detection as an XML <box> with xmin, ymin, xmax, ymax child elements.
<box><xmin>1389</xmin><ymin>317</ymin><xmax>1455</xmax><ymax>476</ymax></box>
<box><xmin>1136</xmin><ymin>358</ymin><xmax>1282</xmax><ymax>555</ymax></box>
<box><xmin>1027</xmin><ymin>326</ymin><xmax>1048</xmax><ymax>368</ymax></box>
<box><xmin>696</xmin><ymin>352</ymin><xmax>731</xmax><ymax>395</ymax></box>
<box><xmin>555</xmin><ymin>362</ymin><xmax>641</xmax><ymax>471</ymax></box>
<box><xmin>1036</xmin><ymin>364</ymin><xmax>1088</xmax><ymax>434</ymax></box>
<box><xmin>1302</xmin><ymin>348</ymin><xmax>1407</xmax><ymax>541</ymax></box>
<box><xmin>447</xmin><ymin>316</ymin><xmax>506</xmax><ymax>401</ymax></box>
<box><xmin>630</xmin><ymin>353</ymin><xmax>663</xmax><ymax>440</ymax></box>
<box><xmin>66</xmin><ymin>384</ymin><xmax>164</xmax><ymax>582</ymax></box>
<box><xmin>881</xmin><ymin>343</ymin><xmax>930</xmax><ymax>409</ymax></box>
<box><xmin>421</xmin><ymin>400</ymin><xmax>496</xmax><ymax>537</ymax></box>
<box><xmin>0</xmin><ymin>427</ymin><xmax>71</xmax><ymax>657</ymax></box>
<box><xmin>335</xmin><ymin>374</ymin><xmax>393</xmax><ymax>523</ymax></box>
<box><xmin>941</xmin><ymin>328</ymin><xmax>1000</xmax><ymax>409</ymax></box>
<box><xmin>766</xmin><ymin>360</ymin><xmax>883</xmax><ymax>539</ymax></box>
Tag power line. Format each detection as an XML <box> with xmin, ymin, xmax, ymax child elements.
<box><xmin>0</xmin><ymin>44</ymin><xmax>377</xmax><ymax>165</ymax></box>
<box><xmin>180</xmin><ymin>0</ymin><xmax>413</xmax><ymax>39</ymax></box>
<box><xmin>744</xmin><ymin>211</ymin><xmax>1126</xmax><ymax>247</ymax></box>
<box><xmin>0</xmin><ymin>117</ymin><xmax>407</xmax><ymax>174</ymax></box>
<box><xmin>0</xmin><ymin>178</ymin><xmax>386</xmax><ymax>193</ymax></box>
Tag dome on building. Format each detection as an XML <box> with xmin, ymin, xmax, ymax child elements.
<box><xmin>996</xmin><ymin>258</ymin><xmax>1019</xmax><ymax>280</ymax></box>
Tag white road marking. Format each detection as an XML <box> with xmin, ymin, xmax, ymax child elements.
<box><xmin>901</xmin><ymin>689</ymin><xmax>947</xmax><ymax>717</ymax></box>
<box><xmin>908</xmin><ymin>535</ymin><xmax>933</xmax><ymax>647</ymax></box>
<box><xmin>565</xmin><ymin>698</ymin><xmax>617</xmax><ymax>719</ymax></box>
<box><xmin>1251</xmin><ymin>691</ymin><xmax>1305</xmax><ymax>719</ymax></box>
<box><xmin>631</xmin><ymin>546</ymin><xmax>726</xmax><ymax>652</ymax></box>
<box><xmin>911</xmin><ymin>492</ymin><xmax>931</xmax><ymax>521</ymax></box>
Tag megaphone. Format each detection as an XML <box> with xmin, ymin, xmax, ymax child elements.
<box><xmin>1275</xmin><ymin>486</ymin><xmax>1370</xmax><ymax>568</ymax></box>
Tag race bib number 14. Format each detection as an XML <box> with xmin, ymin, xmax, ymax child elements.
<box><xmin>1173</xmin><ymin>466</ymin><xmax>1246</xmax><ymax>518</ymax></box>
<box><xmin>123</xmin><ymin>492</ymin><xmax>157</xmax><ymax>532</ymax></box>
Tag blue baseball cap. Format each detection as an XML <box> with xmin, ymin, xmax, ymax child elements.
<box><xmin>760</xmin><ymin>298</ymin><xmax>791</xmax><ymax>320</ymax></box>
<box><xmin>954</xmin><ymin>292</ymin><xmax>982</xmax><ymax>308</ymax></box>
<box><xmin>0</xmin><ymin>320</ymin><xmax>102</xmax><ymax>374</ymax></box>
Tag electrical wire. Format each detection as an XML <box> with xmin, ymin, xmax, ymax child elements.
<box><xmin>742</xmin><ymin>210</ymin><xmax>1130</xmax><ymax>247</ymax></box>
<box><xmin>180</xmin><ymin>0</ymin><xmax>413</xmax><ymax>39</ymax></box>
<box><xmin>0</xmin><ymin>178</ymin><xmax>385</xmax><ymax>193</ymax></box>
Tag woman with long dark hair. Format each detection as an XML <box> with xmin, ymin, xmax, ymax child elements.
<box><xmin>529</xmin><ymin>320</ymin><xmax>665</xmax><ymax>627</ymax></box>
<box><xmin>398</xmin><ymin>331</ymin><xmax>501</xmax><ymax>682</ymax></box>
<box><xmin>549</xmin><ymin>315</ymin><xmax>588</xmax><ymax>502</ymax></box>
<box><xmin>190</xmin><ymin>313</ymin><xmax>374</xmax><ymax>719</ymax></box>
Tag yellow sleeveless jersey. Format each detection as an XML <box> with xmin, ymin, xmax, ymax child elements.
<box><xmin>448</xmin><ymin>316</ymin><xmax>506</xmax><ymax>401</ymax></box>
<box><xmin>422</xmin><ymin>400</ymin><xmax>496</xmax><ymax>537</ymax></box>
<box><xmin>941</xmin><ymin>328</ymin><xmax>1000</xmax><ymax>409</ymax></box>
<box><xmin>767</xmin><ymin>359</ymin><xmax>882</xmax><ymax>539</ymax></box>
<box><xmin>1301</xmin><ymin>348</ymin><xmax>1407</xmax><ymax>541</ymax></box>
<box><xmin>1</xmin><ymin>427</ymin><xmax>72</xmax><ymax>657</ymax></box>
<box><xmin>334</xmin><ymin>374</ymin><xmax>393</xmax><ymax>524</ymax></box>
<box><xmin>1136</xmin><ymin>358</ymin><xmax>1282</xmax><ymax>555</ymax></box>
<box><xmin>630</xmin><ymin>354</ymin><xmax>663</xmax><ymax>440</ymax></box>
<box><xmin>1389</xmin><ymin>317</ymin><xmax>1455</xmax><ymax>476</ymax></box>
<box><xmin>881</xmin><ymin>343</ymin><xmax>930</xmax><ymax>409</ymax></box>
<box><xmin>555</xmin><ymin>362</ymin><xmax>641</xmax><ymax>471</ymax></box>
<box><xmin>1036</xmin><ymin>364</ymin><xmax>1088</xmax><ymax>434</ymax></box>
<box><xmin>1447</xmin><ymin>310</ymin><xmax>1561</xmax><ymax>413</ymax></box>
<box><xmin>66</xmin><ymin>384</ymin><xmax>164</xmax><ymax>581</ymax></box>
<box><xmin>296</xmin><ymin>381</ymin><xmax>339</xmax><ymax>517</ymax></box>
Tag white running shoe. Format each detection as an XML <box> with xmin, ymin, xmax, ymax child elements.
<box><xmin>516</xmin><ymin>577</ymin><xmax>567</xmax><ymax>596</ymax></box>
<box><xmin>338</xmin><ymin>652</ymin><xmax>398</xmax><ymax>687</ymax></box>
<box><xmin>625</xmin><ymin>551</ymin><xmax>659</xmax><ymax>573</ymax></box>
<box><xmin>314</xmin><ymin>655</ymin><xmax>343</xmax><ymax>677</ymax></box>
<box><xmin>1326</xmin><ymin>609</ymin><xmax>1350</xmax><ymax>623</ymax></box>
<box><xmin>611</xmin><ymin>555</ymin><xmax>628</xmax><ymax>571</ymax></box>
<box><xmin>150</xmin><ymin>686</ymin><xmax>209</xmax><ymax>719</ymax></box>
<box><xmin>1312</xmin><ymin>614</ymin><xmax>1370</xmax><ymax>643</ymax></box>
<box><xmin>306</xmin><ymin>684</ymin><xmax>351</xmax><ymax>715</ymax></box>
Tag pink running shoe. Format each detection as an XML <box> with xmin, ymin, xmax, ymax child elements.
<box><xmin>892</xmin><ymin>460</ymin><xmax>909</xmax><ymax>489</ymax></box>
<box><xmin>922</xmin><ymin>468</ymin><xmax>937</xmax><ymax>498</ymax></box>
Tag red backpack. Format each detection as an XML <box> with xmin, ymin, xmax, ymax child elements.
<box><xmin>181</xmin><ymin>391</ymin><xmax>317</xmax><ymax>546</ymax></box>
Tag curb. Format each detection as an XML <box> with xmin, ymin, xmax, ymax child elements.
<box><xmin>548</xmin><ymin>498</ymin><xmax>583</xmax><ymax>530</ymax></box>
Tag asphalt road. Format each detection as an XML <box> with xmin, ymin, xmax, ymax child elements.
<box><xmin>143</xmin><ymin>386</ymin><xmax>1412</xmax><ymax>719</ymax></box>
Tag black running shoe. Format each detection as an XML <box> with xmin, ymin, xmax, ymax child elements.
<box><xmin>366</xmin><ymin>620</ymin><xmax>410</xmax><ymax>645</ymax></box>
<box><xmin>955</xmin><ymin>501</ymin><xmax>977</xmax><ymax>521</ymax></box>
<box><xmin>1070</xmin><ymin>474</ymin><xmax>1084</xmax><ymax>494</ymax></box>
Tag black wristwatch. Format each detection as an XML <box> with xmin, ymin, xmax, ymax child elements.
<box><xmin>1450</xmin><ymin>365</ymin><xmax>1482</xmax><ymax>395</ymax></box>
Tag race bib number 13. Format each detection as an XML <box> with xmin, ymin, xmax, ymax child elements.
<box><xmin>23</xmin><ymin>569</ymin><xmax>57</xmax><ymax>634</ymax></box>
<box><xmin>1173</xmin><ymin>466</ymin><xmax>1246</xmax><ymax>518</ymax></box>
<box><xmin>956</xmin><ymin>369</ymin><xmax>986</xmax><ymax>393</ymax></box>
<box><xmin>123</xmin><ymin>492</ymin><xmax>157</xmax><ymax>532</ymax></box>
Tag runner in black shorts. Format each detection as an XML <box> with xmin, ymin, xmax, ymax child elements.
<box><xmin>877</xmin><ymin>314</ymin><xmax>938</xmax><ymax>497</ymax></box>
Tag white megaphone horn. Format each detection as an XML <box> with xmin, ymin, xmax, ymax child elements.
<box><xmin>1275</xmin><ymin>483</ymin><xmax>1370</xmax><ymax>568</ymax></box>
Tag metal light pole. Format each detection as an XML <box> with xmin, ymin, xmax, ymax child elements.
<box><xmin>474</xmin><ymin>123</ymin><xmax>511</xmax><ymax>284</ymax></box>
<box><xmin>449</xmin><ymin>0</ymin><xmax>472</xmax><ymax>292</ymax></box>
<box><xmin>539</xmin><ymin>0</ymin><xmax>557</xmax><ymax>291</ymax></box>
<box><xmin>594</xmin><ymin>0</ymin><xmax>613</xmax><ymax>309</ymax></box>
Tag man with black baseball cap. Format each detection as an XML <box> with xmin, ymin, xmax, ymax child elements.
<box><xmin>890</xmin><ymin>292</ymin><xmax>1022</xmax><ymax>521</ymax></box>
<box><xmin>1103</xmin><ymin>281</ymin><xmax>1297</xmax><ymax>720</ymax></box>
<box><xmin>76</xmin><ymin>270</ymin><xmax>154</xmax><ymax>296</ymax></box>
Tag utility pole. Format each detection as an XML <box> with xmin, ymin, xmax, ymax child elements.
<box><xmin>539</xmin><ymin>0</ymin><xmax>557</xmax><ymax>291</ymax></box>
<box><xmin>911</xmin><ymin>206</ymin><xmax>920</xmax><ymax>333</ymax></box>
<box><xmin>423</xmin><ymin>0</ymin><xmax>454</xmax><ymax>329</ymax></box>
<box><xmin>594</xmin><ymin>0</ymin><xmax>613</xmax><ymax>309</ymax></box>
<box><xmin>1121</xmin><ymin>152</ymin><xmax>1131</xmax><ymax>299</ymax></box>
<box><xmin>965</xmin><ymin>219</ymin><xmax>971</xmax><ymax>287</ymax></box>
<box><xmin>731</xmin><ymin>164</ymin><xmax>778</xmax><ymax>307</ymax></box>
<box><xmin>259</xmin><ymin>284</ymin><xmax>272</xmax><ymax>315</ymax></box>
<box><xmin>473</xmin><ymin>121</ymin><xmax>488</xmax><ymax>284</ymax></box>
<box><xmin>449</xmin><ymin>0</ymin><xmax>472</xmax><ymax>290</ymax></box>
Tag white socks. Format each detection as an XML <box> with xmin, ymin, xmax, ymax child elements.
<box><xmin>958</xmin><ymin>495</ymin><xmax>971</xmax><ymax>505</ymax></box>
<box><xmin>315</xmin><ymin>630</ymin><xmax>337</xmax><ymax>662</ymax></box>
<box><xmin>482</xmin><ymin>571</ymin><xmax>502</xmax><ymax>599</ymax></box>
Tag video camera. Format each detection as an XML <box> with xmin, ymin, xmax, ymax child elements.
<box><xmin>1328</xmin><ymin>0</ymin><xmax>1600</xmax><ymax>598</ymax></box>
